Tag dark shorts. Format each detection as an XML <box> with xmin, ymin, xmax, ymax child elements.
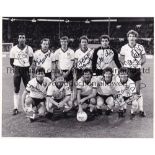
<box><xmin>31</xmin><ymin>98</ymin><xmax>46</xmax><ymax>107</ymax></box>
<box><xmin>126</xmin><ymin>68</ymin><xmax>141</xmax><ymax>82</ymax></box>
<box><xmin>123</xmin><ymin>96</ymin><xmax>130</xmax><ymax>101</ymax></box>
<box><xmin>52</xmin><ymin>98</ymin><xmax>64</xmax><ymax>113</ymax></box>
<box><xmin>14</xmin><ymin>66</ymin><xmax>30</xmax><ymax>93</ymax></box>
<box><xmin>80</xmin><ymin>95</ymin><xmax>93</xmax><ymax>104</ymax></box>
<box><xmin>97</xmin><ymin>93</ymin><xmax>113</xmax><ymax>105</ymax></box>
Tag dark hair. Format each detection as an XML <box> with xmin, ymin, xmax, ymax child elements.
<box><xmin>127</xmin><ymin>30</ymin><xmax>139</xmax><ymax>38</ymax></box>
<box><xmin>18</xmin><ymin>32</ymin><xmax>26</xmax><ymax>37</ymax></box>
<box><xmin>60</xmin><ymin>36</ymin><xmax>69</xmax><ymax>41</ymax></box>
<box><xmin>40</xmin><ymin>38</ymin><xmax>50</xmax><ymax>45</ymax></box>
<box><xmin>35</xmin><ymin>66</ymin><xmax>45</xmax><ymax>74</ymax></box>
<box><xmin>82</xmin><ymin>68</ymin><xmax>93</xmax><ymax>75</ymax></box>
<box><xmin>102</xmin><ymin>67</ymin><xmax>113</xmax><ymax>75</ymax></box>
<box><xmin>118</xmin><ymin>67</ymin><xmax>128</xmax><ymax>75</ymax></box>
<box><xmin>55</xmin><ymin>71</ymin><xmax>63</xmax><ymax>78</ymax></box>
<box><xmin>79</xmin><ymin>35</ymin><xmax>89</xmax><ymax>42</ymax></box>
<box><xmin>100</xmin><ymin>35</ymin><xmax>110</xmax><ymax>42</ymax></box>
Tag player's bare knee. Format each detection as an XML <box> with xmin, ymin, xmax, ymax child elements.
<box><xmin>106</xmin><ymin>97</ymin><xmax>114</xmax><ymax>109</ymax></box>
<box><xmin>67</xmin><ymin>100</ymin><xmax>73</xmax><ymax>107</ymax></box>
<box><xmin>90</xmin><ymin>98</ymin><xmax>96</xmax><ymax>105</ymax></box>
<box><xmin>25</xmin><ymin>96</ymin><xmax>33</xmax><ymax>106</ymax></box>
<box><xmin>38</xmin><ymin>104</ymin><xmax>46</xmax><ymax>116</ymax></box>
<box><xmin>97</xmin><ymin>100</ymin><xmax>104</xmax><ymax>108</ymax></box>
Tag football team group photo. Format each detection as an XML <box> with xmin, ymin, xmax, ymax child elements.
<box><xmin>2</xmin><ymin>17</ymin><xmax>154</xmax><ymax>137</ymax></box>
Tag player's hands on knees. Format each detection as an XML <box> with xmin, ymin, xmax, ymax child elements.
<box><xmin>48</xmin><ymin>102</ymin><xmax>53</xmax><ymax>109</ymax></box>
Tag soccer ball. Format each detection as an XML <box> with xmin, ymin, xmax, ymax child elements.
<box><xmin>77</xmin><ymin>111</ymin><xmax>88</xmax><ymax>122</ymax></box>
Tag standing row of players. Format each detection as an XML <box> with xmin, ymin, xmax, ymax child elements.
<box><xmin>10</xmin><ymin>30</ymin><xmax>146</xmax><ymax>121</ymax></box>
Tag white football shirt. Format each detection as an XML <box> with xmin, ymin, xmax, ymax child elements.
<box><xmin>47</xmin><ymin>82</ymin><xmax>71</xmax><ymax>100</ymax></box>
<box><xmin>26</xmin><ymin>77</ymin><xmax>51</xmax><ymax>99</ymax></box>
<box><xmin>54</xmin><ymin>48</ymin><xmax>74</xmax><ymax>70</ymax></box>
<box><xmin>10</xmin><ymin>45</ymin><xmax>33</xmax><ymax>67</ymax></box>
<box><xmin>120</xmin><ymin>43</ymin><xmax>146</xmax><ymax>68</ymax></box>
<box><xmin>77</xmin><ymin>76</ymin><xmax>97</xmax><ymax>96</ymax></box>
<box><xmin>75</xmin><ymin>48</ymin><xmax>94</xmax><ymax>69</ymax></box>
<box><xmin>97</xmin><ymin>76</ymin><xmax>114</xmax><ymax>96</ymax></box>
<box><xmin>113</xmin><ymin>76</ymin><xmax>136</xmax><ymax>97</ymax></box>
<box><xmin>34</xmin><ymin>50</ymin><xmax>55</xmax><ymax>73</ymax></box>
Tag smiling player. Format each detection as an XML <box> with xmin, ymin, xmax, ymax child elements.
<box><xmin>54</xmin><ymin>36</ymin><xmax>74</xmax><ymax>82</ymax></box>
<box><xmin>22</xmin><ymin>67</ymin><xmax>51</xmax><ymax>122</ymax></box>
<box><xmin>10</xmin><ymin>33</ymin><xmax>33</xmax><ymax>115</ymax></box>
<box><xmin>33</xmin><ymin>38</ymin><xmax>55</xmax><ymax>79</ymax></box>
<box><xmin>96</xmin><ymin>67</ymin><xmax>115</xmax><ymax>115</ymax></box>
<box><xmin>92</xmin><ymin>35</ymin><xmax>121</xmax><ymax>76</ymax></box>
<box><xmin>46</xmin><ymin>72</ymin><xmax>72</xmax><ymax>116</ymax></box>
<box><xmin>119</xmin><ymin>30</ymin><xmax>146</xmax><ymax>117</ymax></box>
<box><xmin>114</xmin><ymin>68</ymin><xmax>138</xmax><ymax>118</ymax></box>
<box><xmin>76</xmin><ymin>68</ymin><xmax>97</xmax><ymax>116</ymax></box>
<box><xmin>75</xmin><ymin>36</ymin><xmax>94</xmax><ymax>80</ymax></box>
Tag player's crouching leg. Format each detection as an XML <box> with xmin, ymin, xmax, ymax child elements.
<box><xmin>114</xmin><ymin>95</ymin><xmax>127</xmax><ymax>118</ymax></box>
<box><xmin>96</xmin><ymin>96</ymin><xmax>104</xmax><ymax>115</ymax></box>
<box><xmin>24</xmin><ymin>96</ymin><xmax>38</xmax><ymax>122</ymax></box>
<box><xmin>130</xmin><ymin>95</ymin><xmax>139</xmax><ymax>119</ymax></box>
<box><xmin>105</xmin><ymin>96</ymin><xmax>114</xmax><ymax>116</ymax></box>
<box><xmin>38</xmin><ymin>102</ymin><xmax>47</xmax><ymax>117</ymax></box>
<box><xmin>89</xmin><ymin>98</ymin><xmax>96</xmax><ymax>112</ymax></box>
<box><xmin>63</xmin><ymin>100</ymin><xmax>73</xmax><ymax>112</ymax></box>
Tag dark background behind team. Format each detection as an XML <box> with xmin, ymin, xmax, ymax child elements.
<box><xmin>2</xmin><ymin>17</ymin><xmax>154</xmax><ymax>54</ymax></box>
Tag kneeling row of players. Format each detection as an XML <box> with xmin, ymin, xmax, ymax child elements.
<box><xmin>22</xmin><ymin>66</ymin><xmax>146</xmax><ymax>122</ymax></box>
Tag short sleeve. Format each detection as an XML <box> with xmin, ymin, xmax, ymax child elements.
<box><xmin>28</xmin><ymin>46</ymin><xmax>33</xmax><ymax>57</ymax></box>
<box><xmin>120</xmin><ymin>46</ymin><xmax>125</xmax><ymax>56</ymax></box>
<box><xmin>140</xmin><ymin>45</ymin><xmax>146</xmax><ymax>55</ymax></box>
<box><xmin>50</xmin><ymin>52</ymin><xmax>55</xmax><ymax>62</ymax></box>
<box><xmin>26</xmin><ymin>80</ymin><xmax>33</xmax><ymax>92</ymax></box>
<box><xmin>46</xmin><ymin>83</ymin><xmax>53</xmax><ymax>96</ymax></box>
<box><xmin>54</xmin><ymin>50</ymin><xmax>59</xmax><ymax>61</ymax></box>
<box><xmin>47</xmin><ymin>77</ymin><xmax>52</xmax><ymax>85</ymax></box>
<box><xmin>74</xmin><ymin>50</ymin><xmax>79</xmax><ymax>59</ymax></box>
<box><xmin>64</xmin><ymin>83</ymin><xmax>71</xmax><ymax>96</ymax></box>
<box><xmin>33</xmin><ymin>51</ymin><xmax>37</xmax><ymax>61</ymax></box>
<box><xmin>10</xmin><ymin>47</ymin><xmax>15</xmax><ymax>58</ymax></box>
<box><xmin>70</xmin><ymin>50</ymin><xmax>75</xmax><ymax>60</ymax></box>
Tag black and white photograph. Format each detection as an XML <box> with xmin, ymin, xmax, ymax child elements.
<box><xmin>2</xmin><ymin>17</ymin><xmax>154</xmax><ymax>138</ymax></box>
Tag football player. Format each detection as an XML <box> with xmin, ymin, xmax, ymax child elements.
<box><xmin>54</xmin><ymin>36</ymin><xmax>74</xmax><ymax>82</ymax></box>
<box><xmin>96</xmin><ymin>67</ymin><xmax>115</xmax><ymax>115</ymax></box>
<box><xmin>119</xmin><ymin>30</ymin><xmax>146</xmax><ymax>117</ymax></box>
<box><xmin>75</xmin><ymin>36</ymin><xmax>94</xmax><ymax>80</ymax></box>
<box><xmin>10</xmin><ymin>33</ymin><xmax>33</xmax><ymax>115</ymax></box>
<box><xmin>76</xmin><ymin>68</ymin><xmax>97</xmax><ymax>116</ymax></box>
<box><xmin>92</xmin><ymin>35</ymin><xmax>121</xmax><ymax>76</ymax></box>
<box><xmin>114</xmin><ymin>68</ymin><xmax>139</xmax><ymax>118</ymax></box>
<box><xmin>22</xmin><ymin>66</ymin><xmax>51</xmax><ymax>122</ymax></box>
<box><xmin>33</xmin><ymin>38</ymin><xmax>55</xmax><ymax>79</ymax></box>
<box><xmin>46</xmin><ymin>72</ymin><xmax>72</xmax><ymax>116</ymax></box>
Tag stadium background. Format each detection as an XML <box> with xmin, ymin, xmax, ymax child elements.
<box><xmin>2</xmin><ymin>17</ymin><xmax>154</xmax><ymax>54</ymax></box>
<box><xmin>2</xmin><ymin>17</ymin><xmax>154</xmax><ymax>137</ymax></box>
